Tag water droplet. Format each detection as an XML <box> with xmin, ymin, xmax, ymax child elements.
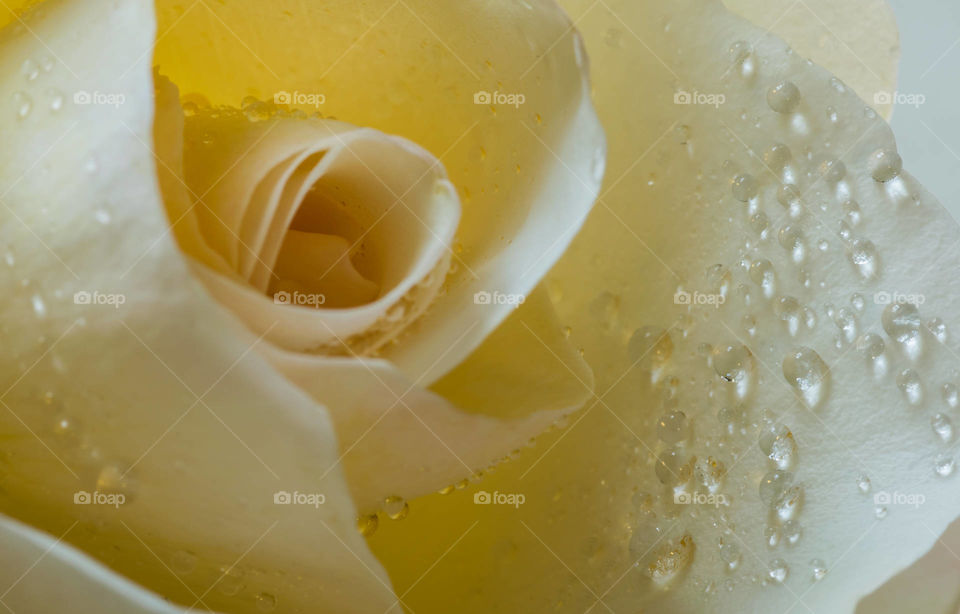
<box><xmin>857</xmin><ymin>333</ymin><xmax>887</xmax><ymax>378</ymax></box>
<box><xmin>764</xmin><ymin>143</ymin><xmax>792</xmax><ymax>171</ymax></box>
<box><xmin>767</xmin><ymin>81</ymin><xmax>801</xmax><ymax>113</ymax></box>
<box><xmin>882</xmin><ymin>303</ymin><xmax>924</xmax><ymax>361</ymax></box>
<box><xmin>31</xmin><ymin>294</ymin><xmax>46</xmax><ymax>318</ymax></box>
<box><xmin>216</xmin><ymin>566</ymin><xmax>244</xmax><ymax>596</ymax></box>
<box><xmin>694</xmin><ymin>456</ymin><xmax>726</xmax><ymax>494</ymax></box>
<box><xmin>717</xmin><ymin>536</ymin><xmax>741</xmax><ymax>571</ymax></box>
<box><xmin>843</xmin><ymin>200</ymin><xmax>862</xmax><ymax>226</ymax></box>
<box><xmin>820</xmin><ymin>158</ymin><xmax>846</xmax><ymax>182</ymax></box>
<box><xmin>628</xmin><ymin>327</ymin><xmax>673</xmax><ymax>382</ymax></box>
<box><xmin>764</xmin><ymin>524</ymin><xmax>781</xmax><ymax>548</ymax></box>
<box><xmin>857</xmin><ymin>474</ymin><xmax>871</xmax><ymax>494</ymax></box>
<box><xmin>868</xmin><ymin>149</ymin><xmax>902</xmax><ymax>182</ymax></box>
<box><xmin>942</xmin><ymin>383</ymin><xmax>959</xmax><ymax>408</ymax></box>
<box><xmin>775</xmin><ymin>296</ymin><xmax>803</xmax><ymax>336</ymax></box>
<box><xmin>729</xmin><ymin>41</ymin><xmax>755</xmax><ymax>78</ymax></box>
<box><xmin>96</xmin><ymin>463</ymin><xmax>136</xmax><ymax>500</ymax></box>
<box><xmin>21</xmin><ymin>58</ymin><xmax>39</xmax><ymax>81</ymax></box>
<box><xmin>783</xmin><ymin>520</ymin><xmax>802</xmax><ymax>545</ymax></box>
<box><xmin>768</xmin><ymin>558</ymin><xmax>789</xmax><ymax>582</ymax></box>
<box><xmin>712</xmin><ymin>344</ymin><xmax>756</xmax><ymax>400</ymax></box>
<box><xmin>927</xmin><ymin>317</ymin><xmax>948</xmax><ymax>343</ymax></box>
<box><xmin>833</xmin><ymin>308</ymin><xmax>858</xmax><ymax>345</ymax></box>
<box><xmin>782</xmin><ymin>347</ymin><xmax>830</xmax><ymax>409</ymax></box>
<box><xmin>170</xmin><ymin>550</ymin><xmax>198</xmax><ymax>575</ymax></box>
<box><xmin>875</xmin><ymin>505</ymin><xmax>888</xmax><ymax>519</ymax></box>
<box><xmin>742</xmin><ymin>314</ymin><xmax>757</xmax><ymax>337</ymax></box>
<box><xmin>810</xmin><ymin>559</ymin><xmax>827</xmax><ymax>581</ymax></box>
<box><xmin>759</xmin><ymin>426</ymin><xmax>797</xmax><ymax>470</ymax></box>
<box><xmin>848</xmin><ymin>239</ymin><xmax>879</xmax><ymax>280</ymax></box>
<box><xmin>645</xmin><ymin>535</ymin><xmax>695</xmax><ymax>586</ymax></box>
<box><xmin>255</xmin><ymin>592</ymin><xmax>277</xmax><ymax>612</ymax></box>
<box><xmin>759</xmin><ymin>470</ymin><xmax>793</xmax><ymax>505</ymax></box>
<box><xmin>655</xmin><ymin>448</ymin><xmax>692</xmax><ymax>487</ymax></box>
<box><xmin>383</xmin><ymin>495</ymin><xmax>409</xmax><ymax>520</ymax></box>
<box><xmin>357</xmin><ymin>513</ymin><xmax>379</xmax><ymax>536</ymax></box>
<box><xmin>851</xmin><ymin>293</ymin><xmax>866</xmax><ymax>313</ymax></box>
<box><xmin>774</xmin><ymin>485</ymin><xmax>804</xmax><ymax>522</ymax></box>
<box><xmin>932</xmin><ymin>413</ymin><xmax>954</xmax><ymax>442</ymax></box>
<box><xmin>657</xmin><ymin>411</ymin><xmax>690</xmax><ymax>444</ymax></box>
<box><xmin>935</xmin><ymin>454</ymin><xmax>956</xmax><ymax>477</ymax></box>
<box><xmin>749</xmin><ymin>259</ymin><xmax>776</xmax><ymax>299</ymax></box>
<box><xmin>13</xmin><ymin>91</ymin><xmax>32</xmax><ymax>120</ymax></box>
<box><xmin>94</xmin><ymin>209</ymin><xmax>112</xmax><ymax>225</ymax></box>
<box><xmin>896</xmin><ymin>369</ymin><xmax>923</xmax><ymax>406</ymax></box>
<box><xmin>826</xmin><ymin>105</ymin><xmax>838</xmax><ymax>122</ymax></box>
<box><xmin>731</xmin><ymin>173</ymin><xmax>758</xmax><ymax>202</ymax></box>
<box><xmin>46</xmin><ymin>87</ymin><xmax>64</xmax><ymax>112</ymax></box>
<box><xmin>778</xmin><ymin>226</ymin><xmax>806</xmax><ymax>263</ymax></box>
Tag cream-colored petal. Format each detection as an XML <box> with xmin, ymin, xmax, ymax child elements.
<box><xmin>151</xmin><ymin>0</ymin><xmax>604</xmax><ymax>385</ymax></box>
<box><xmin>725</xmin><ymin>0</ymin><xmax>900</xmax><ymax>119</ymax></box>
<box><xmin>260</xmin><ymin>286</ymin><xmax>593</xmax><ymax>512</ymax></box>
<box><xmin>0</xmin><ymin>1</ymin><xmax>393</xmax><ymax>612</ymax></box>
<box><xmin>371</xmin><ymin>1</ymin><xmax>960</xmax><ymax>612</ymax></box>
<box><xmin>0</xmin><ymin>513</ymin><xmax>198</xmax><ymax>614</ymax></box>
<box><xmin>177</xmin><ymin>108</ymin><xmax>460</xmax><ymax>354</ymax></box>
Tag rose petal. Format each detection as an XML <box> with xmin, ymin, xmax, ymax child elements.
<box><xmin>725</xmin><ymin>0</ymin><xmax>900</xmax><ymax>119</ymax></box>
<box><xmin>151</xmin><ymin>0</ymin><xmax>605</xmax><ymax>384</ymax></box>
<box><xmin>0</xmin><ymin>0</ymin><xmax>394</xmax><ymax>611</ymax></box>
<box><xmin>369</xmin><ymin>0</ymin><xmax>960</xmax><ymax>612</ymax></box>
<box><xmin>260</xmin><ymin>286</ymin><xmax>593</xmax><ymax>512</ymax></box>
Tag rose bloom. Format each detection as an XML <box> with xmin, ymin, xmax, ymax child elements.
<box><xmin>0</xmin><ymin>0</ymin><xmax>958</xmax><ymax>613</ymax></box>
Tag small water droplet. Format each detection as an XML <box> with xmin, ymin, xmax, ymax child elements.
<box><xmin>935</xmin><ymin>455</ymin><xmax>956</xmax><ymax>477</ymax></box>
<box><xmin>357</xmin><ymin>513</ymin><xmax>379</xmax><ymax>536</ymax></box>
<box><xmin>749</xmin><ymin>259</ymin><xmax>776</xmax><ymax>299</ymax></box>
<box><xmin>932</xmin><ymin>413</ymin><xmax>954</xmax><ymax>442</ymax></box>
<box><xmin>942</xmin><ymin>383</ymin><xmax>959</xmax><ymax>408</ymax></box>
<box><xmin>759</xmin><ymin>470</ymin><xmax>793</xmax><ymax>506</ymax></box>
<box><xmin>216</xmin><ymin>566</ymin><xmax>244</xmax><ymax>596</ymax></box>
<box><xmin>712</xmin><ymin>344</ymin><xmax>756</xmax><ymax>401</ymax></box>
<box><xmin>717</xmin><ymin>536</ymin><xmax>741</xmax><ymax>571</ymax></box>
<box><xmin>820</xmin><ymin>158</ymin><xmax>846</xmax><ymax>182</ymax></box>
<box><xmin>383</xmin><ymin>495</ymin><xmax>409</xmax><ymax>520</ymax></box>
<box><xmin>896</xmin><ymin>369</ymin><xmax>923</xmax><ymax>406</ymax></box>
<box><xmin>848</xmin><ymin>239</ymin><xmax>879</xmax><ymax>280</ymax></box>
<box><xmin>759</xmin><ymin>426</ymin><xmax>797</xmax><ymax>470</ymax></box>
<box><xmin>13</xmin><ymin>91</ymin><xmax>32</xmax><ymax>120</ymax></box>
<box><xmin>857</xmin><ymin>474</ymin><xmax>871</xmax><ymax>494</ymax></box>
<box><xmin>783</xmin><ymin>520</ymin><xmax>802</xmax><ymax>545</ymax></box>
<box><xmin>782</xmin><ymin>347</ymin><xmax>830</xmax><ymax>409</ymax></box>
<box><xmin>927</xmin><ymin>318</ymin><xmax>948</xmax><ymax>343</ymax></box>
<box><xmin>810</xmin><ymin>559</ymin><xmax>827</xmax><ymax>581</ymax></box>
<box><xmin>768</xmin><ymin>558</ymin><xmax>789</xmax><ymax>582</ymax></box>
<box><xmin>767</xmin><ymin>81</ymin><xmax>801</xmax><ymax>113</ymax></box>
<box><xmin>170</xmin><ymin>550</ymin><xmax>198</xmax><ymax>575</ymax></box>
<box><xmin>731</xmin><ymin>173</ymin><xmax>758</xmax><ymax>202</ymax></box>
<box><xmin>255</xmin><ymin>592</ymin><xmax>277</xmax><ymax>612</ymax></box>
<box><xmin>657</xmin><ymin>411</ymin><xmax>690</xmax><ymax>444</ymax></box>
<box><xmin>875</xmin><ymin>505</ymin><xmax>888</xmax><ymax>519</ymax></box>
<box><xmin>645</xmin><ymin>535</ymin><xmax>695</xmax><ymax>586</ymax></box>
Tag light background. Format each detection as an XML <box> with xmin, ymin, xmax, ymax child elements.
<box><xmin>887</xmin><ymin>0</ymin><xmax>960</xmax><ymax>220</ymax></box>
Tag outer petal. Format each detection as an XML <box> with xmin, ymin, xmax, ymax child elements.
<box><xmin>371</xmin><ymin>1</ymin><xmax>960</xmax><ymax>612</ymax></box>
<box><xmin>0</xmin><ymin>513</ymin><xmax>195</xmax><ymax>614</ymax></box>
<box><xmin>0</xmin><ymin>0</ymin><xmax>392</xmax><ymax>611</ymax></box>
<box><xmin>151</xmin><ymin>0</ymin><xmax>605</xmax><ymax>384</ymax></box>
<box><xmin>724</xmin><ymin>0</ymin><xmax>900</xmax><ymax>119</ymax></box>
<box><xmin>261</xmin><ymin>287</ymin><xmax>593</xmax><ymax>512</ymax></box>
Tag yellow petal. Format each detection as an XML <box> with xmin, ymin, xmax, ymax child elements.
<box><xmin>0</xmin><ymin>1</ymin><xmax>392</xmax><ymax>611</ymax></box>
<box><xmin>372</xmin><ymin>1</ymin><xmax>960</xmax><ymax>612</ymax></box>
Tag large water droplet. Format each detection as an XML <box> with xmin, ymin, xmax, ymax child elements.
<box><xmin>882</xmin><ymin>303</ymin><xmax>924</xmax><ymax>361</ymax></box>
<box><xmin>868</xmin><ymin>149</ymin><xmax>902</xmax><ymax>182</ymax></box>
<box><xmin>645</xmin><ymin>535</ymin><xmax>695</xmax><ymax>586</ymax></box>
<box><xmin>848</xmin><ymin>239</ymin><xmax>880</xmax><ymax>280</ymax></box>
<box><xmin>783</xmin><ymin>347</ymin><xmax>830</xmax><ymax>409</ymax></box>
<box><xmin>759</xmin><ymin>426</ymin><xmax>797</xmax><ymax>470</ymax></box>
<box><xmin>767</xmin><ymin>81</ymin><xmax>801</xmax><ymax>113</ymax></box>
